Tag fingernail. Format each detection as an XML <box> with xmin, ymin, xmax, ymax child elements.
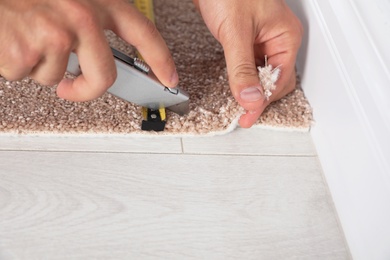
<box><xmin>240</xmin><ymin>86</ymin><xmax>262</xmax><ymax>102</ymax></box>
<box><xmin>170</xmin><ymin>70</ymin><xmax>179</xmax><ymax>87</ymax></box>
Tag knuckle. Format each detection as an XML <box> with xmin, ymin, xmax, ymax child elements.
<box><xmin>34</xmin><ymin>13</ymin><xmax>57</xmax><ymax>35</ymax></box>
<box><xmin>1</xmin><ymin>53</ymin><xmax>39</xmax><ymax>81</ymax></box>
<box><xmin>287</xmin><ymin>16</ymin><xmax>304</xmax><ymax>47</ymax></box>
<box><xmin>216</xmin><ymin>17</ymin><xmax>231</xmax><ymax>43</ymax></box>
<box><xmin>12</xmin><ymin>43</ymin><xmax>39</xmax><ymax>66</ymax></box>
<box><xmin>34</xmin><ymin>15</ymin><xmax>74</xmax><ymax>54</ymax></box>
<box><xmin>67</xmin><ymin>1</ymin><xmax>98</xmax><ymax>31</ymax></box>
<box><xmin>12</xmin><ymin>42</ymin><xmax>41</xmax><ymax>68</ymax></box>
<box><xmin>47</xmin><ymin>30</ymin><xmax>73</xmax><ymax>54</ymax></box>
<box><xmin>231</xmin><ymin>62</ymin><xmax>258</xmax><ymax>81</ymax></box>
<box><xmin>24</xmin><ymin>52</ymin><xmax>41</xmax><ymax>69</ymax></box>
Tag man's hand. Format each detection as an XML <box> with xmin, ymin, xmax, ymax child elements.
<box><xmin>193</xmin><ymin>0</ymin><xmax>303</xmax><ymax>128</ymax></box>
<box><xmin>0</xmin><ymin>0</ymin><xmax>178</xmax><ymax>101</ymax></box>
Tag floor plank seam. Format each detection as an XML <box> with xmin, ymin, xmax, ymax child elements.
<box><xmin>180</xmin><ymin>138</ymin><xmax>185</xmax><ymax>154</ymax></box>
<box><xmin>0</xmin><ymin>150</ymin><xmax>317</xmax><ymax>157</ymax></box>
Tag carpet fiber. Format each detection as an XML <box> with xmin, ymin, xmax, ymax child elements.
<box><xmin>0</xmin><ymin>0</ymin><xmax>312</xmax><ymax>135</ymax></box>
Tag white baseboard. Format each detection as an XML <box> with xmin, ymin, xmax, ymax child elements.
<box><xmin>286</xmin><ymin>0</ymin><xmax>390</xmax><ymax>259</ymax></box>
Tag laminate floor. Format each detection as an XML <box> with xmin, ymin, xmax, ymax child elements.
<box><xmin>0</xmin><ymin>128</ymin><xmax>350</xmax><ymax>259</ymax></box>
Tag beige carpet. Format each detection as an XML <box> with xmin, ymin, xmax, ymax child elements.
<box><xmin>0</xmin><ymin>0</ymin><xmax>312</xmax><ymax>135</ymax></box>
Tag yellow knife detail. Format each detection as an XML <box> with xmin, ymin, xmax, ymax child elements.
<box><xmin>134</xmin><ymin>0</ymin><xmax>167</xmax><ymax>131</ymax></box>
<box><xmin>134</xmin><ymin>0</ymin><xmax>155</xmax><ymax>23</ymax></box>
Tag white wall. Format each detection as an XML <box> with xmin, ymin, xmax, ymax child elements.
<box><xmin>286</xmin><ymin>0</ymin><xmax>390</xmax><ymax>259</ymax></box>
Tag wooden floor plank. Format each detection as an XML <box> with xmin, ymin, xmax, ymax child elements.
<box><xmin>182</xmin><ymin>128</ymin><xmax>316</xmax><ymax>156</ymax></box>
<box><xmin>0</xmin><ymin>135</ymin><xmax>183</xmax><ymax>154</ymax></box>
<box><xmin>0</xmin><ymin>152</ymin><xmax>348</xmax><ymax>259</ymax></box>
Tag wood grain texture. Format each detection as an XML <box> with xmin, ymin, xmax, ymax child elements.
<box><xmin>182</xmin><ymin>128</ymin><xmax>316</xmax><ymax>156</ymax></box>
<box><xmin>0</xmin><ymin>135</ymin><xmax>183</xmax><ymax>153</ymax></box>
<box><xmin>0</xmin><ymin>129</ymin><xmax>314</xmax><ymax>156</ymax></box>
<box><xmin>0</xmin><ymin>152</ymin><xmax>349</xmax><ymax>259</ymax></box>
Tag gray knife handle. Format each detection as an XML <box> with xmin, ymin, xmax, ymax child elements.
<box><xmin>66</xmin><ymin>51</ymin><xmax>190</xmax><ymax>115</ymax></box>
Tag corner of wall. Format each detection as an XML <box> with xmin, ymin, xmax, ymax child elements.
<box><xmin>286</xmin><ymin>0</ymin><xmax>390</xmax><ymax>259</ymax></box>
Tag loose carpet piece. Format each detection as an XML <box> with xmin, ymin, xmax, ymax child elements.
<box><xmin>0</xmin><ymin>0</ymin><xmax>312</xmax><ymax>135</ymax></box>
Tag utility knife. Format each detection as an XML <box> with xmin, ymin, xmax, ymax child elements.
<box><xmin>66</xmin><ymin>47</ymin><xmax>190</xmax><ymax>115</ymax></box>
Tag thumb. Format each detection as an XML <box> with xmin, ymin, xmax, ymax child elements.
<box><xmin>222</xmin><ymin>38</ymin><xmax>265</xmax><ymax>112</ymax></box>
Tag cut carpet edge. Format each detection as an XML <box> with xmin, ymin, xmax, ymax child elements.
<box><xmin>0</xmin><ymin>117</ymin><xmax>311</xmax><ymax>138</ymax></box>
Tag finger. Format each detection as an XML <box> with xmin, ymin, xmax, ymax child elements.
<box><xmin>272</xmin><ymin>65</ymin><xmax>297</xmax><ymax>101</ymax></box>
<box><xmin>253</xmin><ymin>48</ymin><xmax>297</xmax><ymax>103</ymax></box>
<box><xmin>28</xmin><ymin>17</ymin><xmax>75</xmax><ymax>86</ymax></box>
<box><xmin>256</xmin><ymin>24</ymin><xmax>302</xmax><ymax>100</ymax></box>
<box><xmin>107</xmin><ymin>3</ymin><xmax>178</xmax><ymax>88</ymax></box>
<box><xmin>239</xmin><ymin>108</ymin><xmax>264</xmax><ymax>128</ymax></box>
<box><xmin>238</xmin><ymin>55</ymin><xmax>296</xmax><ymax>128</ymax></box>
<box><xmin>239</xmin><ymin>39</ymin><xmax>299</xmax><ymax>128</ymax></box>
<box><xmin>221</xmin><ymin>30</ymin><xmax>265</xmax><ymax>113</ymax></box>
<box><xmin>0</xmin><ymin>47</ymin><xmax>39</xmax><ymax>81</ymax></box>
<box><xmin>29</xmin><ymin>53</ymin><xmax>70</xmax><ymax>86</ymax></box>
<box><xmin>0</xmin><ymin>65</ymin><xmax>31</xmax><ymax>82</ymax></box>
<box><xmin>56</xmin><ymin>30</ymin><xmax>116</xmax><ymax>101</ymax></box>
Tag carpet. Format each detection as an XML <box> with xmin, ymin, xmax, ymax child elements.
<box><xmin>0</xmin><ymin>0</ymin><xmax>312</xmax><ymax>135</ymax></box>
